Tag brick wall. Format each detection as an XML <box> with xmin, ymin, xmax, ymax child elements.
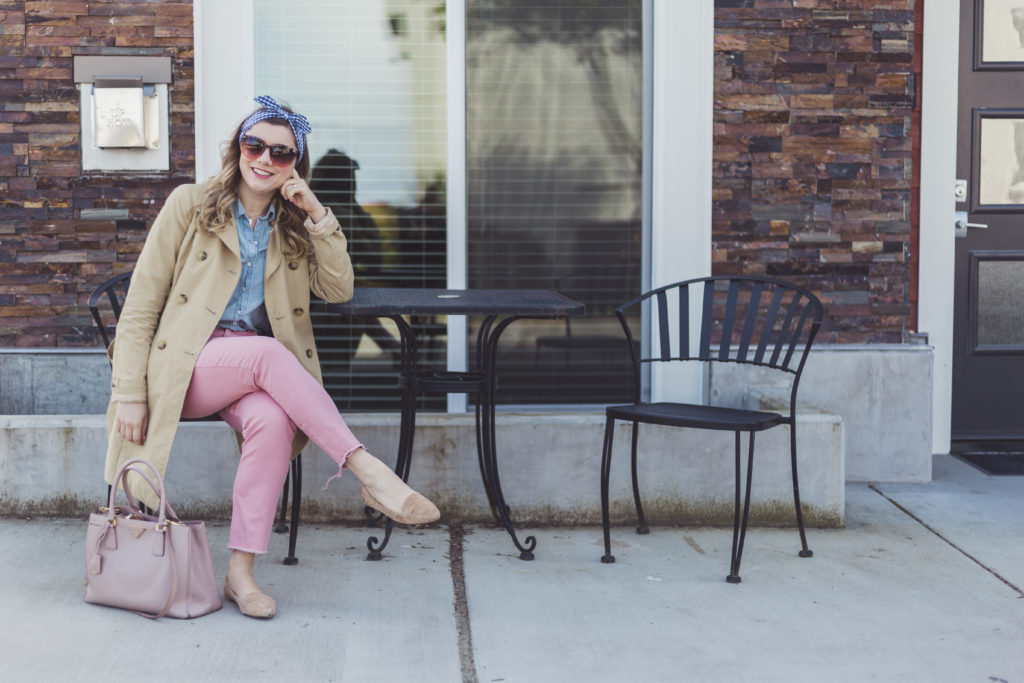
<box><xmin>0</xmin><ymin>0</ymin><xmax>194</xmax><ymax>348</ymax></box>
<box><xmin>1</xmin><ymin>1</ymin><xmax>918</xmax><ymax>347</ymax></box>
<box><xmin>713</xmin><ymin>1</ymin><xmax>916</xmax><ymax>343</ymax></box>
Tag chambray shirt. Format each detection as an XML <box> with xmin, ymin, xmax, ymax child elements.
<box><xmin>218</xmin><ymin>200</ymin><xmax>274</xmax><ymax>334</ymax></box>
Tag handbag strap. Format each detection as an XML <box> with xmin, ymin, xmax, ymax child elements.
<box><xmin>131</xmin><ymin>527</ymin><xmax>179</xmax><ymax>620</ymax></box>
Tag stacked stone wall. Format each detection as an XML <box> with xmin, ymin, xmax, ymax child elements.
<box><xmin>713</xmin><ymin>1</ymin><xmax>916</xmax><ymax>342</ymax></box>
<box><xmin>0</xmin><ymin>1</ymin><xmax>194</xmax><ymax>347</ymax></box>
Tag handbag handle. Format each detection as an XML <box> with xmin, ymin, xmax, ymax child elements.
<box><xmin>118</xmin><ymin>464</ymin><xmax>182</xmax><ymax>523</ymax></box>
<box><xmin>106</xmin><ymin>458</ymin><xmax>169</xmax><ymax>527</ymax></box>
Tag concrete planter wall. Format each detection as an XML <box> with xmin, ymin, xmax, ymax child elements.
<box><xmin>0</xmin><ymin>412</ymin><xmax>844</xmax><ymax>527</ymax></box>
<box><xmin>711</xmin><ymin>344</ymin><xmax>932</xmax><ymax>483</ymax></box>
<box><xmin>0</xmin><ymin>343</ymin><xmax>932</xmax><ymax>522</ymax></box>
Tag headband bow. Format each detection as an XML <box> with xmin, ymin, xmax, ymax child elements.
<box><xmin>238</xmin><ymin>95</ymin><xmax>312</xmax><ymax>162</ymax></box>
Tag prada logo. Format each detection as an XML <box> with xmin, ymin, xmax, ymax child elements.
<box><xmin>127</xmin><ymin>526</ymin><xmax>147</xmax><ymax>539</ymax></box>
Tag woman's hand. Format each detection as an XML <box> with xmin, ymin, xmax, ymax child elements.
<box><xmin>115</xmin><ymin>402</ymin><xmax>149</xmax><ymax>445</ymax></box>
<box><xmin>281</xmin><ymin>169</ymin><xmax>328</xmax><ymax>224</ymax></box>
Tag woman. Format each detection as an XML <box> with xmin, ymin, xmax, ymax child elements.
<box><xmin>104</xmin><ymin>96</ymin><xmax>439</xmax><ymax>619</ymax></box>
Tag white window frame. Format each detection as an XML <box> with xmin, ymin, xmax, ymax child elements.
<box><xmin>194</xmin><ymin>0</ymin><xmax>255</xmax><ymax>183</ymax></box>
<box><xmin>918</xmin><ymin>0</ymin><xmax>960</xmax><ymax>454</ymax></box>
<box><xmin>649</xmin><ymin>0</ymin><xmax>714</xmax><ymax>404</ymax></box>
<box><xmin>194</xmin><ymin>0</ymin><xmax>715</xmax><ymax>412</ymax></box>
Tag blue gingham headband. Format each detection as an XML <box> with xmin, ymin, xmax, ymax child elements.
<box><xmin>238</xmin><ymin>95</ymin><xmax>312</xmax><ymax>162</ymax></box>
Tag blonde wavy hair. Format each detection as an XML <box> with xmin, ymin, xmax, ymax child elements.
<box><xmin>197</xmin><ymin>112</ymin><xmax>313</xmax><ymax>259</ymax></box>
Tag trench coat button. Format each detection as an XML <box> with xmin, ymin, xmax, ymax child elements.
<box><xmin>305</xmin><ymin>348</ymin><xmax>313</xmax><ymax>358</ymax></box>
<box><xmin>178</xmin><ymin>293</ymin><xmax>188</xmax><ymax>303</ymax></box>
<box><xmin>288</xmin><ymin>261</ymin><xmax>299</xmax><ymax>270</ymax></box>
<box><xmin>156</xmin><ymin>340</ymin><xmax>167</xmax><ymax>350</ymax></box>
<box><xmin>198</xmin><ymin>251</ymin><xmax>208</xmax><ymax>261</ymax></box>
<box><xmin>293</xmin><ymin>307</ymin><xmax>304</xmax><ymax>316</ymax></box>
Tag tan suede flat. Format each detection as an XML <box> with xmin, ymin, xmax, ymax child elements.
<box><xmin>223</xmin><ymin>579</ymin><xmax>276</xmax><ymax>619</ymax></box>
<box><xmin>360</xmin><ymin>484</ymin><xmax>440</xmax><ymax>526</ymax></box>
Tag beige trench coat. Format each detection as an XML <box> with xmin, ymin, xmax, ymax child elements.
<box><xmin>104</xmin><ymin>182</ymin><xmax>354</xmax><ymax>509</ymax></box>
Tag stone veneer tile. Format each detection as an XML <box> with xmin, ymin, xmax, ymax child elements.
<box><xmin>714</xmin><ymin>1</ymin><xmax>914</xmax><ymax>343</ymax></box>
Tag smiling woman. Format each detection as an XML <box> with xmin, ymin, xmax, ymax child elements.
<box><xmin>102</xmin><ymin>96</ymin><xmax>440</xmax><ymax>619</ymax></box>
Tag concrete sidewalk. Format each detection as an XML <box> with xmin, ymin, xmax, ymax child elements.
<box><xmin>1</xmin><ymin>453</ymin><xmax>1022</xmax><ymax>683</ymax></box>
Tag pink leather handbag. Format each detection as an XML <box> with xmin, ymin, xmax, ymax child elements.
<box><xmin>84</xmin><ymin>458</ymin><xmax>222</xmax><ymax>619</ymax></box>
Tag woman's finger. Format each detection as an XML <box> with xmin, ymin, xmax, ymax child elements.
<box><xmin>281</xmin><ymin>178</ymin><xmax>306</xmax><ymax>204</ymax></box>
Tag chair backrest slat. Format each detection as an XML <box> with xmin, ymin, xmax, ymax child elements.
<box><xmin>718</xmin><ymin>280</ymin><xmax>740</xmax><ymax>361</ymax></box>
<box><xmin>655</xmin><ymin>290</ymin><xmax>671</xmax><ymax>361</ymax></box>
<box><xmin>736</xmin><ymin>281</ymin><xmax>763</xmax><ymax>362</ymax></box>
<box><xmin>769</xmin><ymin>293</ymin><xmax>801</xmax><ymax>366</ymax></box>
<box><xmin>781</xmin><ymin>305</ymin><xmax>812</xmax><ymax>370</ymax></box>
<box><xmin>678</xmin><ymin>282</ymin><xmax>690</xmax><ymax>359</ymax></box>
<box><xmin>699</xmin><ymin>280</ymin><xmax>714</xmax><ymax>359</ymax></box>
<box><xmin>753</xmin><ymin>286</ymin><xmax>785</xmax><ymax>364</ymax></box>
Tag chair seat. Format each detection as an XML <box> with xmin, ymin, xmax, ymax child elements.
<box><xmin>606</xmin><ymin>401</ymin><xmax>787</xmax><ymax>431</ymax></box>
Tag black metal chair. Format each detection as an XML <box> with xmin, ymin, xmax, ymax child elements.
<box><xmin>89</xmin><ymin>271</ymin><xmax>304</xmax><ymax>565</ymax></box>
<box><xmin>599</xmin><ymin>276</ymin><xmax>825</xmax><ymax>582</ymax></box>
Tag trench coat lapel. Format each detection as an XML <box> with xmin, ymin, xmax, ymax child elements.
<box><xmin>265</xmin><ymin>228</ymin><xmax>283</xmax><ymax>281</ymax></box>
<box><xmin>215</xmin><ymin>218</ymin><xmax>240</xmax><ymax>258</ymax></box>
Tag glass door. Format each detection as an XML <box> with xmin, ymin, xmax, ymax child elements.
<box><xmin>253</xmin><ymin>0</ymin><xmax>644</xmax><ymax>410</ymax></box>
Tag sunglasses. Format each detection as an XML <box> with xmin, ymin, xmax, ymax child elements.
<box><xmin>239</xmin><ymin>135</ymin><xmax>299</xmax><ymax>167</ymax></box>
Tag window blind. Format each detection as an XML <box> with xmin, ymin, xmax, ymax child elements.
<box><xmin>255</xmin><ymin>0</ymin><xmax>448</xmax><ymax>411</ymax></box>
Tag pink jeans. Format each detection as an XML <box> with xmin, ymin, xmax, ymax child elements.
<box><xmin>181</xmin><ymin>328</ymin><xmax>363</xmax><ymax>554</ymax></box>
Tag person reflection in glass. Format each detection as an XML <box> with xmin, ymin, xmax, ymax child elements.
<box><xmin>310</xmin><ymin>149</ymin><xmax>400</xmax><ymax>360</ymax></box>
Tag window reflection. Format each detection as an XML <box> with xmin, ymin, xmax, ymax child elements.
<box><xmin>466</xmin><ymin>0</ymin><xmax>643</xmax><ymax>404</ymax></box>
<box><xmin>256</xmin><ymin>0</ymin><xmax>448</xmax><ymax>410</ymax></box>
<box><xmin>253</xmin><ymin>0</ymin><xmax>643</xmax><ymax>409</ymax></box>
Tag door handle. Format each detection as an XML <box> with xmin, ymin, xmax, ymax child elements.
<box><xmin>955</xmin><ymin>210</ymin><xmax>988</xmax><ymax>238</ymax></box>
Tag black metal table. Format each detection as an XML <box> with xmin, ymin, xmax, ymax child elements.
<box><xmin>324</xmin><ymin>288</ymin><xmax>584</xmax><ymax>560</ymax></box>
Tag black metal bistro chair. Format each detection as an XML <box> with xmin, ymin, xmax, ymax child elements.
<box><xmin>89</xmin><ymin>271</ymin><xmax>304</xmax><ymax>565</ymax></box>
<box><xmin>599</xmin><ymin>276</ymin><xmax>825</xmax><ymax>582</ymax></box>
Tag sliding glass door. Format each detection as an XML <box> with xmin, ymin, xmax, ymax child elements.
<box><xmin>254</xmin><ymin>0</ymin><xmax>642</xmax><ymax>410</ymax></box>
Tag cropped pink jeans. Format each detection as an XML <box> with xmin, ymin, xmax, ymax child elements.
<box><xmin>180</xmin><ymin>328</ymin><xmax>363</xmax><ymax>554</ymax></box>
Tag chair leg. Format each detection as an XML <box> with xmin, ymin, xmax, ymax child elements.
<box><xmin>283</xmin><ymin>455</ymin><xmax>302</xmax><ymax>565</ymax></box>
<box><xmin>790</xmin><ymin>423</ymin><xmax>813</xmax><ymax>558</ymax></box>
<box><xmin>630</xmin><ymin>421</ymin><xmax>649</xmax><ymax>535</ymax></box>
<box><xmin>274</xmin><ymin>471</ymin><xmax>290</xmax><ymax>534</ymax></box>
<box><xmin>600</xmin><ymin>416</ymin><xmax>616</xmax><ymax>564</ymax></box>
<box><xmin>727</xmin><ymin>431</ymin><xmax>755</xmax><ymax>584</ymax></box>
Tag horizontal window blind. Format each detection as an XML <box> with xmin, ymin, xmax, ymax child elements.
<box><xmin>466</xmin><ymin>0</ymin><xmax>643</xmax><ymax>405</ymax></box>
<box><xmin>255</xmin><ymin>0</ymin><xmax>448</xmax><ymax>411</ymax></box>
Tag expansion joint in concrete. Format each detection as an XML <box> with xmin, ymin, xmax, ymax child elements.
<box><xmin>448</xmin><ymin>523</ymin><xmax>479</xmax><ymax>683</ymax></box>
<box><xmin>869</xmin><ymin>485</ymin><xmax>1024</xmax><ymax>598</ymax></box>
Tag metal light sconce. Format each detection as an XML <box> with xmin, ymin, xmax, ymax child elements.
<box><xmin>73</xmin><ymin>57</ymin><xmax>171</xmax><ymax>171</ymax></box>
